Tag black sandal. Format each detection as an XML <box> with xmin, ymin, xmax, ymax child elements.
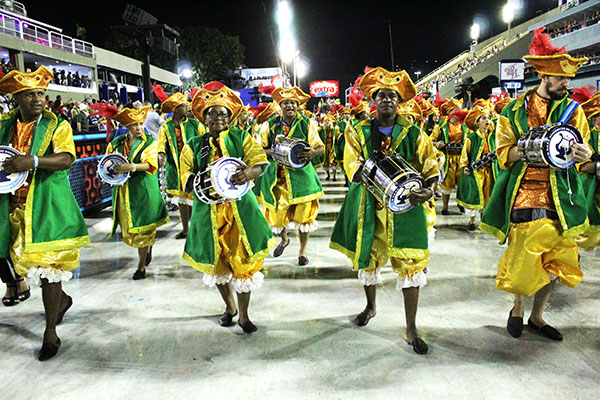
<box><xmin>16</xmin><ymin>278</ymin><xmax>30</xmax><ymax>303</ymax></box>
<box><xmin>2</xmin><ymin>283</ymin><xmax>18</xmax><ymax>307</ymax></box>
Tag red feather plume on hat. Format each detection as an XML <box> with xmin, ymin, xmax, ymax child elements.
<box><xmin>529</xmin><ymin>27</ymin><xmax>567</xmax><ymax>56</ymax></box>
<box><xmin>364</xmin><ymin>66</ymin><xmax>373</xmax><ymax>74</ymax></box>
<box><xmin>90</xmin><ymin>103</ymin><xmax>120</xmax><ymax>141</ymax></box>
<box><xmin>152</xmin><ymin>84</ymin><xmax>169</xmax><ymax>103</ymax></box>
<box><xmin>369</xmin><ymin>103</ymin><xmax>377</xmax><ymax>113</ymax></box>
<box><xmin>249</xmin><ymin>103</ymin><xmax>268</xmax><ymax>118</ymax></box>
<box><xmin>448</xmin><ymin>109</ymin><xmax>468</xmax><ymax>125</ymax></box>
<box><xmin>348</xmin><ymin>75</ymin><xmax>364</xmax><ymax>108</ymax></box>
<box><xmin>571</xmin><ymin>86</ymin><xmax>596</xmax><ymax>104</ymax></box>
<box><xmin>432</xmin><ymin>92</ymin><xmax>446</xmax><ymax>108</ymax></box>
<box><xmin>258</xmin><ymin>82</ymin><xmax>275</xmax><ymax>96</ymax></box>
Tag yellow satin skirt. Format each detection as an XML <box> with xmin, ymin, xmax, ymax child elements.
<box><xmin>424</xmin><ymin>198</ymin><xmax>437</xmax><ymax>233</ymax></box>
<box><xmin>9</xmin><ymin>204</ymin><xmax>80</xmax><ymax>277</ymax></box>
<box><xmin>480</xmin><ymin>166</ymin><xmax>494</xmax><ymax>207</ymax></box>
<box><xmin>496</xmin><ymin>219</ymin><xmax>581</xmax><ymax>296</ymax></box>
<box><xmin>363</xmin><ymin>206</ymin><xmax>429</xmax><ymax>277</ymax></box>
<box><xmin>264</xmin><ymin>177</ymin><xmax>319</xmax><ymax>228</ymax></box>
<box><xmin>213</xmin><ymin>203</ymin><xmax>263</xmax><ymax>280</ymax></box>
<box><xmin>440</xmin><ymin>154</ymin><xmax>461</xmax><ymax>192</ymax></box>
<box><xmin>323</xmin><ymin>146</ymin><xmax>337</xmax><ymax>167</ymax></box>
<box><xmin>576</xmin><ymin>229</ymin><xmax>600</xmax><ymax>252</ymax></box>
<box><xmin>116</xmin><ymin>190</ymin><xmax>156</xmax><ymax>248</ymax></box>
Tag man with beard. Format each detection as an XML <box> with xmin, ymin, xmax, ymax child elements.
<box><xmin>480</xmin><ymin>27</ymin><xmax>592</xmax><ymax>341</ymax></box>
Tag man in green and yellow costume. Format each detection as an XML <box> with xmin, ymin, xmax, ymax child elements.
<box><xmin>256</xmin><ymin>87</ymin><xmax>324</xmax><ymax>266</ymax></box>
<box><xmin>0</xmin><ymin>66</ymin><xmax>90</xmax><ymax>361</ymax></box>
<box><xmin>157</xmin><ymin>92</ymin><xmax>204</xmax><ymax>239</ymax></box>
<box><xmin>319</xmin><ymin>113</ymin><xmax>338</xmax><ymax>181</ymax></box>
<box><xmin>180</xmin><ymin>82</ymin><xmax>274</xmax><ymax>334</ymax></box>
<box><xmin>480</xmin><ymin>27</ymin><xmax>592</xmax><ymax>341</ymax></box>
<box><xmin>330</xmin><ymin>67</ymin><xmax>439</xmax><ymax>355</ymax></box>
<box><xmin>108</xmin><ymin>106</ymin><xmax>169</xmax><ymax>280</ymax></box>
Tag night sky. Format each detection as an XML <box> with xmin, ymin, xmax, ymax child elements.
<box><xmin>28</xmin><ymin>0</ymin><xmax>556</xmax><ymax>91</ymax></box>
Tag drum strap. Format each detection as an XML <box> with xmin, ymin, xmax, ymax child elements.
<box><xmin>198</xmin><ymin>134</ymin><xmax>218</xmax><ymax>201</ymax></box>
<box><xmin>558</xmin><ymin>100</ymin><xmax>579</xmax><ymax>125</ymax></box>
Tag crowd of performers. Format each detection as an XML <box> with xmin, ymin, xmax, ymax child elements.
<box><xmin>1</xmin><ymin>27</ymin><xmax>600</xmax><ymax>361</ymax></box>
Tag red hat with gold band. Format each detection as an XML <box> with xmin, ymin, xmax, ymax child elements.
<box><xmin>493</xmin><ymin>97</ymin><xmax>514</xmax><ymax>114</ymax></box>
<box><xmin>464</xmin><ymin>105</ymin><xmax>490</xmax><ymax>131</ymax></box>
<box><xmin>114</xmin><ymin>106</ymin><xmax>151</xmax><ymax>127</ymax></box>
<box><xmin>271</xmin><ymin>86</ymin><xmax>311</xmax><ymax>105</ymax></box>
<box><xmin>0</xmin><ymin>65</ymin><xmax>53</xmax><ymax>95</ymax></box>
<box><xmin>440</xmin><ymin>98</ymin><xmax>462</xmax><ymax>117</ymax></box>
<box><xmin>398</xmin><ymin>99</ymin><xmax>423</xmax><ymax>121</ymax></box>
<box><xmin>523</xmin><ymin>27</ymin><xmax>587</xmax><ymax>77</ymax></box>
<box><xmin>571</xmin><ymin>87</ymin><xmax>600</xmax><ymax>119</ymax></box>
<box><xmin>254</xmin><ymin>102</ymin><xmax>281</xmax><ymax>124</ymax></box>
<box><xmin>191</xmin><ymin>81</ymin><xmax>244</xmax><ymax>124</ymax></box>
<box><xmin>359</xmin><ymin>66</ymin><xmax>416</xmax><ymax>104</ymax></box>
<box><xmin>160</xmin><ymin>92</ymin><xmax>189</xmax><ymax>114</ymax></box>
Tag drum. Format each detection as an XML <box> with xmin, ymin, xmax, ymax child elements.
<box><xmin>360</xmin><ymin>152</ymin><xmax>425</xmax><ymax>213</ymax></box>
<box><xmin>517</xmin><ymin>124</ymin><xmax>583</xmax><ymax>169</ymax></box>
<box><xmin>98</xmin><ymin>153</ymin><xmax>130</xmax><ymax>186</ymax></box>
<box><xmin>271</xmin><ymin>135</ymin><xmax>309</xmax><ymax>169</ymax></box>
<box><xmin>471</xmin><ymin>151</ymin><xmax>497</xmax><ymax>170</ymax></box>
<box><xmin>0</xmin><ymin>145</ymin><xmax>29</xmax><ymax>194</ymax></box>
<box><xmin>193</xmin><ymin>157</ymin><xmax>252</xmax><ymax>204</ymax></box>
<box><xmin>446</xmin><ymin>142</ymin><xmax>463</xmax><ymax>155</ymax></box>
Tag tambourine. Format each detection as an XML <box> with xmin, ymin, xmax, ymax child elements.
<box><xmin>0</xmin><ymin>145</ymin><xmax>29</xmax><ymax>194</ymax></box>
<box><xmin>98</xmin><ymin>153</ymin><xmax>130</xmax><ymax>185</ymax></box>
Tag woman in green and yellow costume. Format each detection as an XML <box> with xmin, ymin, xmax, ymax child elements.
<box><xmin>0</xmin><ymin>66</ymin><xmax>89</xmax><ymax>360</ymax></box>
<box><xmin>256</xmin><ymin>87</ymin><xmax>324</xmax><ymax>265</ymax></box>
<box><xmin>334</xmin><ymin>107</ymin><xmax>351</xmax><ymax>171</ymax></box>
<box><xmin>108</xmin><ymin>106</ymin><xmax>169</xmax><ymax>280</ymax></box>
<box><xmin>320</xmin><ymin>113</ymin><xmax>338</xmax><ymax>181</ymax></box>
<box><xmin>330</xmin><ymin>67</ymin><xmax>439</xmax><ymax>354</ymax></box>
<box><xmin>457</xmin><ymin>105</ymin><xmax>495</xmax><ymax>231</ymax></box>
<box><xmin>180</xmin><ymin>82</ymin><xmax>274</xmax><ymax>334</ymax></box>
<box><xmin>573</xmin><ymin>88</ymin><xmax>600</xmax><ymax>251</ymax></box>
<box><xmin>157</xmin><ymin>93</ymin><xmax>203</xmax><ymax>239</ymax></box>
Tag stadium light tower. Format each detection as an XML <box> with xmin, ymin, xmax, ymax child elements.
<box><xmin>277</xmin><ymin>1</ymin><xmax>296</xmax><ymax>86</ymax></box>
<box><xmin>503</xmin><ymin>2</ymin><xmax>515</xmax><ymax>42</ymax></box>
<box><xmin>471</xmin><ymin>23</ymin><xmax>480</xmax><ymax>42</ymax></box>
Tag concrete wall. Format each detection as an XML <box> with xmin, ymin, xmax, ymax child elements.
<box><xmin>551</xmin><ymin>23</ymin><xmax>600</xmax><ymax>52</ymax></box>
<box><xmin>95</xmin><ymin>47</ymin><xmax>180</xmax><ymax>86</ymax></box>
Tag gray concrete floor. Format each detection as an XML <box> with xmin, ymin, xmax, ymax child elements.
<box><xmin>1</xmin><ymin>170</ymin><xmax>599</xmax><ymax>400</ymax></box>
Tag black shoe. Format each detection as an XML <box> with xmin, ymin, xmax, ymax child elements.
<box><xmin>2</xmin><ymin>284</ymin><xmax>18</xmax><ymax>307</ymax></box>
<box><xmin>175</xmin><ymin>232</ymin><xmax>187</xmax><ymax>240</ymax></box>
<box><xmin>298</xmin><ymin>256</ymin><xmax>309</xmax><ymax>266</ymax></box>
<box><xmin>527</xmin><ymin>319</ymin><xmax>563</xmax><ymax>341</ymax></box>
<box><xmin>435</xmin><ymin>193</ymin><xmax>441</xmax><ymax>199</ymax></box>
<box><xmin>273</xmin><ymin>238</ymin><xmax>290</xmax><ymax>257</ymax></box>
<box><xmin>468</xmin><ymin>223</ymin><xmax>477</xmax><ymax>231</ymax></box>
<box><xmin>57</xmin><ymin>295</ymin><xmax>73</xmax><ymax>325</ymax></box>
<box><xmin>132</xmin><ymin>269</ymin><xmax>146</xmax><ymax>280</ymax></box>
<box><xmin>457</xmin><ymin>204</ymin><xmax>465</xmax><ymax>213</ymax></box>
<box><xmin>353</xmin><ymin>310</ymin><xmax>376</xmax><ymax>326</ymax></box>
<box><xmin>441</xmin><ymin>209</ymin><xmax>450</xmax><ymax>216</ymax></box>
<box><xmin>407</xmin><ymin>337</ymin><xmax>429</xmax><ymax>355</ymax></box>
<box><xmin>38</xmin><ymin>338</ymin><xmax>61</xmax><ymax>361</ymax></box>
<box><xmin>16</xmin><ymin>278</ymin><xmax>30</xmax><ymax>303</ymax></box>
<box><xmin>238</xmin><ymin>319</ymin><xmax>258</xmax><ymax>334</ymax></box>
<box><xmin>326</xmin><ymin>176</ymin><xmax>330</xmax><ymax>181</ymax></box>
<box><xmin>218</xmin><ymin>311</ymin><xmax>238</xmax><ymax>327</ymax></box>
<box><xmin>507</xmin><ymin>308</ymin><xmax>523</xmax><ymax>338</ymax></box>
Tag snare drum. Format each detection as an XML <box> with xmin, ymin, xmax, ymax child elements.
<box><xmin>98</xmin><ymin>153</ymin><xmax>130</xmax><ymax>186</ymax></box>
<box><xmin>361</xmin><ymin>152</ymin><xmax>425</xmax><ymax>213</ymax></box>
<box><xmin>271</xmin><ymin>135</ymin><xmax>309</xmax><ymax>169</ymax></box>
<box><xmin>194</xmin><ymin>157</ymin><xmax>252</xmax><ymax>204</ymax></box>
<box><xmin>446</xmin><ymin>142</ymin><xmax>463</xmax><ymax>155</ymax></box>
<box><xmin>0</xmin><ymin>145</ymin><xmax>29</xmax><ymax>194</ymax></box>
<box><xmin>471</xmin><ymin>151</ymin><xmax>497</xmax><ymax>170</ymax></box>
<box><xmin>517</xmin><ymin>124</ymin><xmax>583</xmax><ymax>169</ymax></box>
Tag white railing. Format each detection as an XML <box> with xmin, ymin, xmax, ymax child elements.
<box><xmin>0</xmin><ymin>10</ymin><xmax>94</xmax><ymax>58</ymax></box>
<box><xmin>416</xmin><ymin>50</ymin><xmax>470</xmax><ymax>87</ymax></box>
<box><xmin>0</xmin><ymin>0</ymin><xmax>26</xmax><ymax>16</ymax></box>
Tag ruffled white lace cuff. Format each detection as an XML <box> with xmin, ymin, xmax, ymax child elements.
<box><xmin>428</xmin><ymin>227</ymin><xmax>436</xmax><ymax>242</ymax></box>
<box><xmin>203</xmin><ymin>273</ymin><xmax>232</xmax><ymax>287</ymax></box>
<box><xmin>231</xmin><ymin>271</ymin><xmax>264</xmax><ymax>293</ymax></box>
<box><xmin>173</xmin><ymin>196</ymin><xmax>194</xmax><ymax>206</ymax></box>
<box><xmin>396</xmin><ymin>270</ymin><xmax>427</xmax><ymax>289</ymax></box>
<box><xmin>294</xmin><ymin>220</ymin><xmax>319</xmax><ymax>233</ymax></box>
<box><xmin>272</xmin><ymin>226</ymin><xmax>285</xmax><ymax>235</ymax></box>
<box><xmin>439</xmin><ymin>187</ymin><xmax>453</xmax><ymax>195</ymax></box>
<box><xmin>27</xmin><ymin>267</ymin><xmax>73</xmax><ymax>287</ymax></box>
<box><xmin>465</xmin><ymin>207</ymin><xmax>479</xmax><ymax>217</ymax></box>
<box><xmin>358</xmin><ymin>269</ymin><xmax>382</xmax><ymax>286</ymax></box>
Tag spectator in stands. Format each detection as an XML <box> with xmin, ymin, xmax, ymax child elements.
<box><xmin>71</xmin><ymin>102</ymin><xmax>89</xmax><ymax>134</ymax></box>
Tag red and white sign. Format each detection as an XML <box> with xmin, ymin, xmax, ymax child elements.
<box><xmin>309</xmin><ymin>80</ymin><xmax>339</xmax><ymax>97</ymax></box>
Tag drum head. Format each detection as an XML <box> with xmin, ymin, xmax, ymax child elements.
<box><xmin>210</xmin><ymin>157</ymin><xmax>251</xmax><ymax>199</ymax></box>
<box><xmin>389</xmin><ymin>178</ymin><xmax>423</xmax><ymax>213</ymax></box>
<box><xmin>546</xmin><ymin>125</ymin><xmax>583</xmax><ymax>169</ymax></box>
<box><xmin>0</xmin><ymin>146</ymin><xmax>28</xmax><ymax>194</ymax></box>
<box><xmin>98</xmin><ymin>153</ymin><xmax>130</xmax><ymax>185</ymax></box>
<box><xmin>288</xmin><ymin>142</ymin><xmax>309</xmax><ymax>169</ymax></box>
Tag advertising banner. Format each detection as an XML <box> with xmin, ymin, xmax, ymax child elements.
<box><xmin>309</xmin><ymin>80</ymin><xmax>340</xmax><ymax>97</ymax></box>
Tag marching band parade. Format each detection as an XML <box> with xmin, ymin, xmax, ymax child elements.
<box><xmin>1</xmin><ymin>0</ymin><xmax>600</xmax><ymax>398</ymax></box>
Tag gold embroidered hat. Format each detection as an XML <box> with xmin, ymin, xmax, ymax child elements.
<box><xmin>571</xmin><ymin>87</ymin><xmax>600</xmax><ymax>119</ymax></box>
<box><xmin>191</xmin><ymin>81</ymin><xmax>244</xmax><ymax>124</ymax></box>
<box><xmin>271</xmin><ymin>86</ymin><xmax>311</xmax><ymax>105</ymax></box>
<box><xmin>494</xmin><ymin>97</ymin><xmax>514</xmax><ymax>114</ymax></box>
<box><xmin>523</xmin><ymin>27</ymin><xmax>587</xmax><ymax>77</ymax></box>
<box><xmin>464</xmin><ymin>105</ymin><xmax>491</xmax><ymax>131</ymax></box>
<box><xmin>358</xmin><ymin>67</ymin><xmax>416</xmax><ymax>103</ymax></box>
<box><xmin>255</xmin><ymin>102</ymin><xmax>281</xmax><ymax>124</ymax></box>
<box><xmin>0</xmin><ymin>65</ymin><xmax>53</xmax><ymax>95</ymax></box>
<box><xmin>113</xmin><ymin>106</ymin><xmax>151</xmax><ymax>127</ymax></box>
<box><xmin>398</xmin><ymin>99</ymin><xmax>423</xmax><ymax>121</ymax></box>
<box><xmin>350</xmin><ymin>101</ymin><xmax>370</xmax><ymax>116</ymax></box>
<box><xmin>440</xmin><ymin>98</ymin><xmax>462</xmax><ymax>117</ymax></box>
<box><xmin>160</xmin><ymin>92</ymin><xmax>189</xmax><ymax>114</ymax></box>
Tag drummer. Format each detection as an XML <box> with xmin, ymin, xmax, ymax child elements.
<box><xmin>180</xmin><ymin>82</ymin><xmax>274</xmax><ymax>333</ymax></box>
<box><xmin>319</xmin><ymin>113</ymin><xmax>338</xmax><ymax>181</ymax></box>
<box><xmin>107</xmin><ymin>106</ymin><xmax>169</xmax><ymax>280</ymax></box>
<box><xmin>480</xmin><ymin>27</ymin><xmax>591</xmax><ymax>341</ymax></box>
<box><xmin>0</xmin><ymin>66</ymin><xmax>90</xmax><ymax>361</ymax></box>
<box><xmin>255</xmin><ymin>87</ymin><xmax>324</xmax><ymax>266</ymax></box>
<box><xmin>330</xmin><ymin>67</ymin><xmax>439</xmax><ymax>355</ymax></box>
<box><xmin>457</xmin><ymin>105</ymin><xmax>495</xmax><ymax>231</ymax></box>
<box><xmin>157</xmin><ymin>92</ymin><xmax>203</xmax><ymax>240</ymax></box>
